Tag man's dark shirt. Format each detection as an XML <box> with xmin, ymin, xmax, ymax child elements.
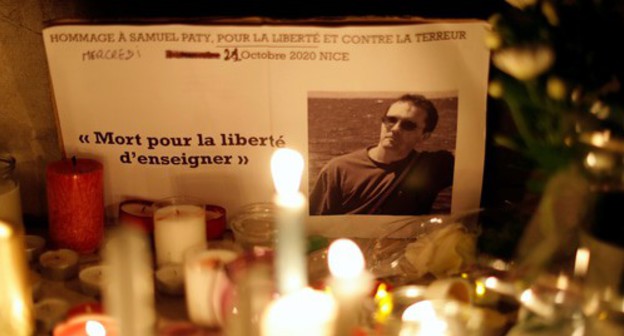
<box><xmin>309</xmin><ymin>148</ymin><xmax>454</xmax><ymax>215</ymax></box>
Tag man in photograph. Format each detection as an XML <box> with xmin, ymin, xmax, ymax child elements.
<box><xmin>309</xmin><ymin>94</ymin><xmax>454</xmax><ymax>215</ymax></box>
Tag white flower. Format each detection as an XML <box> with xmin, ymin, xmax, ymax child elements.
<box><xmin>404</xmin><ymin>223</ymin><xmax>477</xmax><ymax>278</ymax></box>
<box><xmin>493</xmin><ymin>44</ymin><xmax>555</xmax><ymax>80</ymax></box>
<box><xmin>506</xmin><ymin>0</ymin><xmax>537</xmax><ymax>10</ymax></box>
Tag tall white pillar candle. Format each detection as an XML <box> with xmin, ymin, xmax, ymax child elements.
<box><xmin>271</xmin><ymin>149</ymin><xmax>307</xmax><ymax>295</ymax></box>
<box><xmin>328</xmin><ymin>239</ymin><xmax>374</xmax><ymax>336</ymax></box>
<box><xmin>104</xmin><ymin>226</ymin><xmax>156</xmax><ymax>336</ymax></box>
<box><xmin>154</xmin><ymin>197</ymin><xmax>206</xmax><ymax>266</ymax></box>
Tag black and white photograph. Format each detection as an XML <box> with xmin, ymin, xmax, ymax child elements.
<box><xmin>308</xmin><ymin>91</ymin><xmax>458</xmax><ymax>216</ymax></box>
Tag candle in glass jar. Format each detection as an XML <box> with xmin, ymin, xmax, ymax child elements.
<box><xmin>118</xmin><ymin>200</ymin><xmax>154</xmax><ymax>233</ymax></box>
<box><xmin>184</xmin><ymin>245</ymin><xmax>239</xmax><ymax>328</ymax></box>
<box><xmin>0</xmin><ymin>221</ymin><xmax>34</xmax><ymax>336</ymax></box>
<box><xmin>47</xmin><ymin>157</ymin><xmax>104</xmax><ymax>253</ymax></box>
<box><xmin>153</xmin><ymin>197</ymin><xmax>206</xmax><ymax>266</ymax></box>
<box><xmin>0</xmin><ymin>154</ymin><xmax>24</xmax><ymax>230</ymax></box>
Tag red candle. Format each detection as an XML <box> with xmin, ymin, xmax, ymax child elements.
<box><xmin>118</xmin><ymin>199</ymin><xmax>154</xmax><ymax>233</ymax></box>
<box><xmin>205</xmin><ymin>205</ymin><xmax>226</xmax><ymax>240</ymax></box>
<box><xmin>53</xmin><ymin>314</ymin><xmax>117</xmax><ymax>336</ymax></box>
<box><xmin>47</xmin><ymin>158</ymin><xmax>104</xmax><ymax>254</ymax></box>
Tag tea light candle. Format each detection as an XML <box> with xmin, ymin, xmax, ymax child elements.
<box><xmin>0</xmin><ymin>221</ymin><xmax>34</xmax><ymax>336</ymax></box>
<box><xmin>154</xmin><ymin>199</ymin><xmax>206</xmax><ymax>266</ymax></box>
<box><xmin>79</xmin><ymin>265</ymin><xmax>107</xmax><ymax>296</ymax></box>
<box><xmin>53</xmin><ymin>314</ymin><xmax>117</xmax><ymax>336</ymax></box>
<box><xmin>327</xmin><ymin>239</ymin><xmax>374</xmax><ymax>336</ymax></box>
<box><xmin>39</xmin><ymin>249</ymin><xmax>79</xmax><ymax>281</ymax></box>
<box><xmin>184</xmin><ymin>248</ymin><xmax>239</xmax><ymax>327</ymax></box>
<box><xmin>118</xmin><ymin>200</ymin><xmax>154</xmax><ymax>233</ymax></box>
<box><xmin>270</xmin><ymin>149</ymin><xmax>307</xmax><ymax>295</ymax></box>
<box><xmin>261</xmin><ymin>287</ymin><xmax>337</xmax><ymax>336</ymax></box>
<box><xmin>35</xmin><ymin>298</ymin><xmax>70</xmax><ymax>334</ymax></box>
<box><xmin>47</xmin><ymin>157</ymin><xmax>104</xmax><ymax>253</ymax></box>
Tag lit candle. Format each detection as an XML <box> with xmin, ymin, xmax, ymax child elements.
<box><xmin>0</xmin><ymin>221</ymin><xmax>34</xmax><ymax>336</ymax></box>
<box><xmin>103</xmin><ymin>226</ymin><xmax>156</xmax><ymax>336</ymax></box>
<box><xmin>270</xmin><ymin>148</ymin><xmax>307</xmax><ymax>295</ymax></box>
<box><xmin>118</xmin><ymin>199</ymin><xmax>154</xmax><ymax>233</ymax></box>
<box><xmin>0</xmin><ymin>154</ymin><xmax>23</xmax><ymax>230</ymax></box>
<box><xmin>153</xmin><ymin>196</ymin><xmax>206</xmax><ymax>266</ymax></box>
<box><xmin>327</xmin><ymin>238</ymin><xmax>374</xmax><ymax>336</ymax></box>
<box><xmin>53</xmin><ymin>314</ymin><xmax>117</xmax><ymax>336</ymax></box>
<box><xmin>184</xmin><ymin>245</ymin><xmax>239</xmax><ymax>328</ymax></box>
<box><xmin>261</xmin><ymin>287</ymin><xmax>336</xmax><ymax>336</ymax></box>
<box><xmin>47</xmin><ymin>157</ymin><xmax>104</xmax><ymax>253</ymax></box>
<box><xmin>400</xmin><ymin>301</ymin><xmax>449</xmax><ymax>335</ymax></box>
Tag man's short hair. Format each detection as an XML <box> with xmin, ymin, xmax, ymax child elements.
<box><xmin>385</xmin><ymin>94</ymin><xmax>439</xmax><ymax>133</ymax></box>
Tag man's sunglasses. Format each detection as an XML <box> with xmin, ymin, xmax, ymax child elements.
<box><xmin>381</xmin><ymin>116</ymin><xmax>419</xmax><ymax>131</ymax></box>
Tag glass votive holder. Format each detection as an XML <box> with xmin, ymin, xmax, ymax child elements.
<box><xmin>229</xmin><ymin>202</ymin><xmax>276</xmax><ymax>254</ymax></box>
<box><xmin>184</xmin><ymin>240</ymin><xmax>242</xmax><ymax>329</ymax></box>
<box><xmin>153</xmin><ymin>196</ymin><xmax>206</xmax><ymax>267</ymax></box>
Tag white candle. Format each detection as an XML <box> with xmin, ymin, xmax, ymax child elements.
<box><xmin>261</xmin><ymin>287</ymin><xmax>336</xmax><ymax>336</ymax></box>
<box><xmin>39</xmin><ymin>249</ymin><xmax>79</xmax><ymax>281</ymax></box>
<box><xmin>270</xmin><ymin>148</ymin><xmax>307</xmax><ymax>295</ymax></box>
<box><xmin>184</xmin><ymin>248</ymin><xmax>238</xmax><ymax>327</ymax></box>
<box><xmin>0</xmin><ymin>221</ymin><xmax>34</xmax><ymax>336</ymax></box>
<box><xmin>154</xmin><ymin>198</ymin><xmax>206</xmax><ymax>266</ymax></box>
<box><xmin>79</xmin><ymin>265</ymin><xmax>107</xmax><ymax>296</ymax></box>
<box><xmin>0</xmin><ymin>176</ymin><xmax>23</xmax><ymax>230</ymax></box>
<box><xmin>104</xmin><ymin>226</ymin><xmax>156</xmax><ymax>336</ymax></box>
<box><xmin>327</xmin><ymin>239</ymin><xmax>374</xmax><ymax>336</ymax></box>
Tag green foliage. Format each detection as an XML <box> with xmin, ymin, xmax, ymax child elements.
<box><xmin>489</xmin><ymin>0</ymin><xmax>624</xmax><ymax>183</ymax></box>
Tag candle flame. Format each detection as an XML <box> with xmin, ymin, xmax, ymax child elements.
<box><xmin>0</xmin><ymin>222</ymin><xmax>12</xmax><ymax>237</ymax></box>
<box><xmin>574</xmin><ymin>247</ymin><xmax>591</xmax><ymax>277</ymax></box>
<box><xmin>270</xmin><ymin>148</ymin><xmax>304</xmax><ymax>196</ymax></box>
<box><xmin>328</xmin><ymin>239</ymin><xmax>365</xmax><ymax>279</ymax></box>
<box><xmin>85</xmin><ymin>320</ymin><xmax>107</xmax><ymax>336</ymax></box>
<box><xmin>475</xmin><ymin>281</ymin><xmax>486</xmax><ymax>297</ymax></box>
<box><xmin>374</xmin><ymin>283</ymin><xmax>393</xmax><ymax>324</ymax></box>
